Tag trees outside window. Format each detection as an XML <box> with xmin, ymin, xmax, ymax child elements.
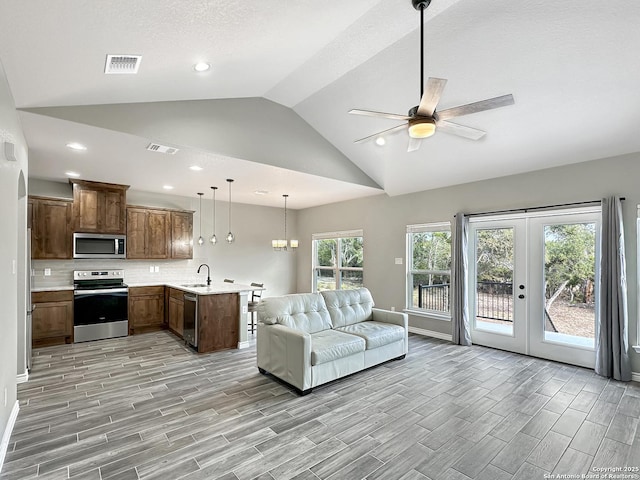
<box><xmin>313</xmin><ymin>231</ymin><xmax>363</xmax><ymax>292</ymax></box>
<box><xmin>407</xmin><ymin>223</ymin><xmax>451</xmax><ymax>314</ymax></box>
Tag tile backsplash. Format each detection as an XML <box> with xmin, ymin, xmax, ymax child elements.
<box><xmin>32</xmin><ymin>257</ymin><xmax>212</xmax><ymax>289</ymax></box>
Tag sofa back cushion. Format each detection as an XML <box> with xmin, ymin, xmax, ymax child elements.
<box><xmin>320</xmin><ymin>288</ymin><xmax>374</xmax><ymax>328</ymax></box>
<box><xmin>257</xmin><ymin>293</ymin><xmax>332</xmax><ymax>334</ymax></box>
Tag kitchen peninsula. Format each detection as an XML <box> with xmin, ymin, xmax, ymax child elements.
<box><xmin>162</xmin><ymin>281</ymin><xmax>262</xmax><ymax>353</ymax></box>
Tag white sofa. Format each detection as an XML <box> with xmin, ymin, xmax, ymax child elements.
<box><xmin>256</xmin><ymin>288</ymin><xmax>408</xmax><ymax>394</ymax></box>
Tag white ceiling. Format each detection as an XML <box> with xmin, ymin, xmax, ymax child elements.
<box><xmin>1</xmin><ymin>0</ymin><xmax>639</xmax><ymax>209</ymax></box>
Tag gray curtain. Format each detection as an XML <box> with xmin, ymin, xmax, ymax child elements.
<box><xmin>595</xmin><ymin>196</ymin><xmax>631</xmax><ymax>381</ymax></box>
<box><xmin>452</xmin><ymin>213</ymin><xmax>472</xmax><ymax>346</ymax></box>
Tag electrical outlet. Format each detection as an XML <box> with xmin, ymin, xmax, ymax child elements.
<box><xmin>242</xmin><ymin>306</ymin><xmax>248</xmax><ymax>314</ymax></box>
<box><xmin>149</xmin><ymin>266</ymin><xmax>154</xmax><ymax>273</ymax></box>
<box><xmin>391</xmin><ymin>306</ymin><xmax>396</xmax><ymax>312</ymax></box>
<box><xmin>31</xmin><ymin>268</ymin><xmax>36</xmax><ymax>276</ymax></box>
<box><xmin>44</xmin><ymin>268</ymin><xmax>51</xmax><ymax>276</ymax></box>
<box><xmin>154</xmin><ymin>266</ymin><xmax>160</xmax><ymax>273</ymax></box>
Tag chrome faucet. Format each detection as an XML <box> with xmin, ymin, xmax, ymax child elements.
<box><xmin>197</xmin><ymin>264</ymin><xmax>211</xmax><ymax>286</ymax></box>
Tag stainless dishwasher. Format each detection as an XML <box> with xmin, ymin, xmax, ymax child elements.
<box><xmin>183</xmin><ymin>294</ymin><xmax>198</xmax><ymax>348</ymax></box>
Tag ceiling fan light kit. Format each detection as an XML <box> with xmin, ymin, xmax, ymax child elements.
<box><xmin>350</xmin><ymin>0</ymin><xmax>514</xmax><ymax>151</ymax></box>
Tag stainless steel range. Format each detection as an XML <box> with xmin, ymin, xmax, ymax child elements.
<box><xmin>73</xmin><ymin>269</ymin><xmax>128</xmax><ymax>342</ymax></box>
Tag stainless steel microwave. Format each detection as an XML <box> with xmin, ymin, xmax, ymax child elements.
<box><xmin>73</xmin><ymin>233</ymin><xmax>126</xmax><ymax>259</ymax></box>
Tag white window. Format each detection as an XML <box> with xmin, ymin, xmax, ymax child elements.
<box><xmin>406</xmin><ymin>223</ymin><xmax>452</xmax><ymax>315</ymax></box>
<box><xmin>312</xmin><ymin>230</ymin><xmax>363</xmax><ymax>292</ymax></box>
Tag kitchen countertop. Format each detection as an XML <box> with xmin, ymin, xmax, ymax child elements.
<box><xmin>33</xmin><ymin>282</ymin><xmax>263</xmax><ymax>295</ymax></box>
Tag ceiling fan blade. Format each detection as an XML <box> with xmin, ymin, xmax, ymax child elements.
<box><xmin>436</xmin><ymin>120</ymin><xmax>486</xmax><ymax>140</ymax></box>
<box><xmin>437</xmin><ymin>94</ymin><xmax>515</xmax><ymax>121</ymax></box>
<box><xmin>417</xmin><ymin>77</ymin><xmax>447</xmax><ymax>117</ymax></box>
<box><xmin>354</xmin><ymin>123</ymin><xmax>407</xmax><ymax>144</ymax></box>
<box><xmin>407</xmin><ymin>137</ymin><xmax>422</xmax><ymax>152</ymax></box>
<box><xmin>349</xmin><ymin>109</ymin><xmax>411</xmax><ymax>121</ymax></box>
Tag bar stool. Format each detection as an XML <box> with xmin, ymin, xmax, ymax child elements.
<box><xmin>247</xmin><ymin>283</ymin><xmax>263</xmax><ymax>334</ymax></box>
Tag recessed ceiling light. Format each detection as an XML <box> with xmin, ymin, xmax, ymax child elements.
<box><xmin>65</xmin><ymin>171</ymin><xmax>81</xmax><ymax>178</ymax></box>
<box><xmin>163</xmin><ymin>185</ymin><xmax>174</xmax><ymax>190</ymax></box>
<box><xmin>66</xmin><ymin>142</ymin><xmax>87</xmax><ymax>151</ymax></box>
<box><xmin>254</xmin><ymin>190</ymin><xmax>269</xmax><ymax>195</ymax></box>
<box><xmin>189</xmin><ymin>165</ymin><xmax>203</xmax><ymax>171</ymax></box>
<box><xmin>193</xmin><ymin>62</ymin><xmax>211</xmax><ymax>72</ymax></box>
<box><xmin>375</xmin><ymin>137</ymin><xmax>386</xmax><ymax>146</ymax></box>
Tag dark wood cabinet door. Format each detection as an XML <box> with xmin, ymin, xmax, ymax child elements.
<box><xmin>171</xmin><ymin>211</ymin><xmax>193</xmax><ymax>259</ymax></box>
<box><xmin>126</xmin><ymin>208</ymin><xmax>147</xmax><ymax>259</ymax></box>
<box><xmin>128</xmin><ymin>287</ymin><xmax>165</xmax><ymax>334</ymax></box>
<box><xmin>32</xmin><ymin>290</ymin><xmax>74</xmax><ymax>347</ymax></box>
<box><xmin>71</xmin><ymin>180</ymin><xmax>128</xmax><ymax>234</ymax></box>
<box><xmin>168</xmin><ymin>296</ymin><xmax>184</xmax><ymax>337</ymax></box>
<box><xmin>147</xmin><ymin>209</ymin><xmax>171</xmax><ymax>259</ymax></box>
<box><xmin>30</xmin><ymin>197</ymin><xmax>72</xmax><ymax>259</ymax></box>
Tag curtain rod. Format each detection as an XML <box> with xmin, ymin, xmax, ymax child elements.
<box><xmin>459</xmin><ymin>197</ymin><xmax>626</xmax><ymax>219</ymax></box>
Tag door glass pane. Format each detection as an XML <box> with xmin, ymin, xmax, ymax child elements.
<box><xmin>543</xmin><ymin>223</ymin><xmax>596</xmax><ymax>348</ymax></box>
<box><xmin>315</xmin><ymin>268</ymin><xmax>336</xmax><ymax>291</ymax></box>
<box><xmin>475</xmin><ymin>228</ymin><xmax>514</xmax><ymax>335</ymax></box>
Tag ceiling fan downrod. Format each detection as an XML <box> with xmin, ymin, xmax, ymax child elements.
<box><xmin>412</xmin><ymin>0</ymin><xmax>431</xmax><ymax>103</ymax></box>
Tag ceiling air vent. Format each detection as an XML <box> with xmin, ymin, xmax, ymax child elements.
<box><xmin>146</xmin><ymin>143</ymin><xmax>179</xmax><ymax>155</ymax></box>
<box><xmin>105</xmin><ymin>54</ymin><xmax>142</xmax><ymax>74</ymax></box>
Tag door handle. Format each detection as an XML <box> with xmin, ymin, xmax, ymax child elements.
<box><xmin>518</xmin><ymin>294</ymin><xmax>525</xmax><ymax>299</ymax></box>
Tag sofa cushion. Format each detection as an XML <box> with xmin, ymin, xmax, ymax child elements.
<box><xmin>320</xmin><ymin>288</ymin><xmax>374</xmax><ymax>328</ymax></box>
<box><xmin>258</xmin><ymin>293</ymin><xmax>332</xmax><ymax>334</ymax></box>
<box><xmin>310</xmin><ymin>330</ymin><xmax>365</xmax><ymax>366</ymax></box>
<box><xmin>336</xmin><ymin>321</ymin><xmax>405</xmax><ymax>350</ymax></box>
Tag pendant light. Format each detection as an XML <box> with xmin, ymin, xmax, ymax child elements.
<box><xmin>272</xmin><ymin>194</ymin><xmax>298</xmax><ymax>251</ymax></box>
<box><xmin>226</xmin><ymin>179</ymin><xmax>235</xmax><ymax>243</ymax></box>
<box><xmin>209</xmin><ymin>186</ymin><xmax>218</xmax><ymax>245</ymax></box>
<box><xmin>197</xmin><ymin>192</ymin><xmax>204</xmax><ymax>245</ymax></box>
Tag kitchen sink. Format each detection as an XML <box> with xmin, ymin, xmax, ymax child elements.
<box><xmin>181</xmin><ymin>283</ymin><xmax>208</xmax><ymax>288</ymax></box>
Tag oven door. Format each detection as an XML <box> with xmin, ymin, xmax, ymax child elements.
<box><xmin>73</xmin><ymin>288</ymin><xmax>129</xmax><ymax>342</ymax></box>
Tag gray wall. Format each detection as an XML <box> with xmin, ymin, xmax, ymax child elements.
<box><xmin>296</xmin><ymin>152</ymin><xmax>640</xmax><ymax>374</ymax></box>
<box><xmin>0</xmin><ymin>59</ymin><xmax>28</xmax><ymax>457</ymax></box>
<box><xmin>29</xmin><ymin>180</ymin><xmax>298</xmax><ymax>297</ymax></box>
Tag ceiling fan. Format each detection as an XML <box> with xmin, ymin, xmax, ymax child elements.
<box><xmin>349</xmin><ymin>0</ymin><xmax>515</xmax><ymax>152</ymax></box>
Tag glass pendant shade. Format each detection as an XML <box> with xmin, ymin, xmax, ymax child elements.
<box><xmin>226</xmin><ymin>179</ymin><xmax>235</xmax><ymax>244</ymax></box>
<box><xmin>197</xmin><ymin>192</ymin><xmax>204</xmax><ymax>245</ymax></box>
<box><xmin>209</xmin><ymin>186</ymin><xmax>218</xmax><ymax>245</ymax></box>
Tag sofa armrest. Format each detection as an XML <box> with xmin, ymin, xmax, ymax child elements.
<box><xmin>257</xmin><ymin>323</ymin><xmax>313</xmax><ymax>392</ymax></box>
<box><xmin>371</xmin><ymin>308</ymin><xmax>409</xmax><ymax>354</ymax></box>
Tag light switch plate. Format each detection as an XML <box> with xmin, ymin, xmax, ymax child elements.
<box><xmin>395</xmin><ymin>258</ymin><xmax>403</xmax><ymax>265</ymax></box>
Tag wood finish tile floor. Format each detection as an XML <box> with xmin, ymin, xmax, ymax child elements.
<box><xmin>2</xmin><ymin>332</ymin><xmax>640</xmax><ymax>480</ymax></box>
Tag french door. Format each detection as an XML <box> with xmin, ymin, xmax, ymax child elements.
<box><xmin>468</xmin><ymin>209</ymin><xmax>600</xmax><ymax>368</ymax></box>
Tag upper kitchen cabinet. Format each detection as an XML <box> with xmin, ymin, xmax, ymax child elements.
<box><xmin>127</xmin><ymin>207</ymin><xmax>171</xmax><ymax>259</ymax></box>
<box><xmin>171</xmin><ymin>211</ymin><xmax>193</xmax><ymax>259</ymax></box>
<box><xmin>29</xmin><ymin>196</ymin><xmax>73</xmax><ymax>259</ymax></box>
<box><xmin>70</xmin><ymin>179</ymin><xmax>129</xmax><ymax>234</ymax></box>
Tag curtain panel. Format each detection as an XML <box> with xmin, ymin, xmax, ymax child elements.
<box><xmin>452</xmin><ymin>213</ymin><xmax>472</xmax><ymax>346</ymax></box>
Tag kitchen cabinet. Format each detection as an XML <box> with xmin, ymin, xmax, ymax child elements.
<box><xmin>29</xmin><ymin>196</ymin><xmax>73</xmax><ymax>259</ymax></box>
<box><xmin>168</xmin><ymin>288</ymin><xmax>184</xmax><ymax>337</ymax></box>
<box><xmin>128</xmin><ymin>286</ymin><xmax>165</xmax><ymax>334</ymax></box>
<box><xmin>32</xmin><ymin>290</ymin><xmax>73</xmax><ymax>347</ymax></box>
<box><xmin>171</xmin><ymin>211</ymin><xmax>193</xmax><ymax>259</ymax></box>
<box><xmin>71</xmin><ymin>179</ymin><xmax>129</xmax><ymax>234</ymax></box>
<box><xmin>197</xmin><ymin>293</ymin><xmax>239</xmax><ymax>353</ymax></box>
<box><xmin>126</xmin><ymin>207</ymin><xmax>171</xmax><ymax>259</ymax></box>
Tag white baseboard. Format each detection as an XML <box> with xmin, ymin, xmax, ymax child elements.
<box><xmin>0</xmin><ymin>401</ymin><xmax>19</xmax><ymax>474</ymax></box>
<box><xmin>237</xmin><ymin>341</ymin><xmax>251</xmax><ymax>349</ymax></box>
<box><xmin>16</xmin><ymin>371</ymin><xmax>28</xmax><ymax>384</ymax></box>
<box><xmin>408</xmin><ymin>326</ymin><xmax>452</xmax><ymax>342</ymax></box>
<box><xmin>632</xmin><ymin>371</ymin><xmax>640</xmax><ymax>383</ymax></box>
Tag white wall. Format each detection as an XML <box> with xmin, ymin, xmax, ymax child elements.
<box><xmin>0</xmin><ymin>59</ymin><xmax>27</xmax><ymax>468</ymax></box>
<box><xmin>29</xmin><ymin>181</ymin><xmax>298</xmax><ymax>297</ymax></box>
<box><xmin>296</xmin><ymin>152</ymin><xmax>640</xmax><ymax>374</ymax></box>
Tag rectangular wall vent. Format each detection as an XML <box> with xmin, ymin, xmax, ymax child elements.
<box><xmin>147</xmin><ymin>143</ymin><xmax>179</xmax><ymax>155</ymax></box>
<box><xmin>105</xmin><ymin>54</ymin><xmax>142</xmax><ymax>74</ymax></box>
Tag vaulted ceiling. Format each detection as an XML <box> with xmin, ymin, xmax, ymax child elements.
<box><xmin>1</xmin><ymin>0</ymin><xmax>639</xmax><ymax>209</ymax></box>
